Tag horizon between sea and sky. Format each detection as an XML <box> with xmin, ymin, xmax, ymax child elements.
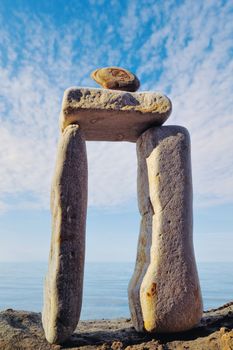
<box><xmin>0</xmin><ymin>0</ymin><xmax>233</xmax><ymax>264</ymax></box>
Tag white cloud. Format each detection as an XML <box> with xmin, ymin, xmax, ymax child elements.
<box><xmin>0</xmin><ymin>0</ymin><xmax>232</xmax><ymax>212</ymax></box>
<box><xmin>87</xmin><ymin>141</ymin><xmax>137</xmax><ymax>207</ymax></box>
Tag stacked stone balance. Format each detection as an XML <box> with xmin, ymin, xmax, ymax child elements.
<box><xmin>42</xmin><ymin>84</ymin><xmax>202</xmax><ymax>344</ymax></box>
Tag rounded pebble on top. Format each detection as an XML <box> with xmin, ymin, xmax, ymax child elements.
<box><xmin>91</xmin><ymin>67</ymin><xmax>140</xmax><ymax>92</ymax></box>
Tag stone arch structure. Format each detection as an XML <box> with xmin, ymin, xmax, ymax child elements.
<box><xmin>42</xmin><ymin>87</ymin><xmax>203</xmax><ymax>344</ymax></box>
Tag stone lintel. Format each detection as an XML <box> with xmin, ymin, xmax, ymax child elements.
<box><xmin>60</xmin><ymin>87</ymin><xmax>172</xmax><ymax>142</ymax></box>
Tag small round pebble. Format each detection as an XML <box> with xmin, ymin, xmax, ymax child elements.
<box><xmin>91</xmin><ymin>67</ymin><xmax>140</xmax><ymax>92</ymax></box>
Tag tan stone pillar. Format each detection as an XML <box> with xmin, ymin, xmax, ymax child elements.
<box><xmin>128</xmin><ymin>125</ymin><xmax>203</xmax><ymax>333</ymax></box>
<box><xmin>42</xmin><ymin>124</ymin><xmax>87</xmax><ymax>344</ymax></box>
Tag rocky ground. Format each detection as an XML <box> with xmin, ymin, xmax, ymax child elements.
<box><xmin>1</xmin><ymin>302</ymin><xmax>233</xmax><ymax>350</ymax></box>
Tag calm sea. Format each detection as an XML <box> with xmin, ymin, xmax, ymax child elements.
<box><xmin>0</xmin><ymin>262</ymin><xmax>232</xmax><ymax>319</ymax></box>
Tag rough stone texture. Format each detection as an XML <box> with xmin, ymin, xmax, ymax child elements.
<box><xmin>60</xmin><ymin>87</ymin><xmax>172</xmax><ymax>141</ymax></box>
<box><xmin>2</xmin><ymin>303</ymin><xmax>233</xmax><ymax>349</ymax></box>
<box><xmin>128</xmin><ymin>125</ymin><xmax>203</xmax><ymax>333</ymax></box>
<box><xmin>91</xmin><ymin>67</ymin><xmax>140</xmax><ymax>92</ymax></box>
<box><xmin>42</xmin><ymin>124</ymin><xmax>88</xmax><ymax>344</ymax></box>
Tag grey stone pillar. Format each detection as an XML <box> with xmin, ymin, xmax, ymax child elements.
<box><xmin>42</xmin><ymin>124</ymin><xmax>88</xmax><ymax>344</ymax></box>
<box><xmin>128</xmin><ymin>125</ymin><xmax>203</xmax><ymax>333</ymax></box>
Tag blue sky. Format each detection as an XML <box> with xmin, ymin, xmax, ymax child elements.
<box><xmin>0</xmin><ymin>0</ymin><xmax>232</xmax><ymax>262</ymax></box>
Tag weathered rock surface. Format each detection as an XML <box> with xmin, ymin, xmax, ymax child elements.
<box><xmin>91</xmin><ymin>67</ymin><xmax>140</xmax><ymax>92</ymax></box>
<box><xmin>42</xmin><ymin>124</ymin><xmax>88</xmax><ymax>344</ymax></box>
<box><xmin>1</xmin><ymin>302</ymin><xmax>233</xmax><ymax>349</ymax></box>
<box><xmin>60</xmin><ymin>88</ymin><xmax>172</xmax><ymax>141</ymax></box>
<box><xmin>129</xmin><ymin>126</ymin><xmax>202</xmax><ymax>333</ymax></box>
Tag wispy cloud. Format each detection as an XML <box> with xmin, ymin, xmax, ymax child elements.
<box><xmin>0</xmin><ymin>0</ymin><xmax>232</xmax><ymax>212</ymax></box>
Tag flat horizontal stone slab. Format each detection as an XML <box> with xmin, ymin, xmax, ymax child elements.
<box><xmin>60</xmin><ymin>87</ymin><xmax>172</xmax><ymax>142</ymax></box>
